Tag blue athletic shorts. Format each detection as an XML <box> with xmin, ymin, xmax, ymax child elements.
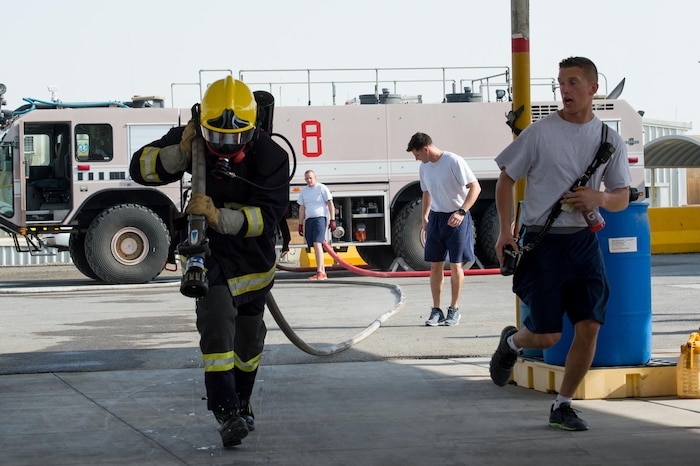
<box><xmin>304</xmin><ymin>216</ymin><xmax>327</xmax><ymax>248</ymax></box>
<box><xmin>513</xmin><ymin>228</ymin><xmax>609</xmax><ymax>334</ymax></box>
<box><xmin>423</xmin><ymin>211</ymin><xmax>475</xmax><ymax>264</ymax></box>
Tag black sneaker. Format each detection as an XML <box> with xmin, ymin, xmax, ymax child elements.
<box><xmin>549</xmin><ymin>403</ymin><xmax>589</xmax><ymax>431</ymax></box>
<box><xmin>215</xmin><ymin>412</ymin><xmax>249</xmax><ymax>447</ymax></box>
<box><xmin>239</xmin><ymin>398</ymin><xmax>255</xmax><ymax>432</ymax></box>
<box><xmin>489</xmin><ymin>325</ymin><xmax>519</xmax><ymax>386</ymax></box>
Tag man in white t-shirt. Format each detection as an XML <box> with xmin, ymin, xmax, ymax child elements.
<box><xmin>297</xmin><ymin>170</ymin><xmax>336</xmax><ymax>280</ymax></box>
<box><xmin>406</xmin><ymin>132</ymin><xmax>481</xmax><ymax>327</ymax></box>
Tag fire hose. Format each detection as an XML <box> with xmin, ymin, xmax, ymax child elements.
<box><xmin>267</xmin><ymin>242</ymin><xmax>500</xmax><ymax>356</ymax></box>
<box><xmin>275</xmin><ymin>241</ymin><xmax>502</xmax><ymax>278</ymax></box>
<box><xmin>178</xmin><ymin>137</ymin><xmax>210</xmax><ymax>298</ymax></box>
<box><xmin>177</xmin><ymin>135</ymin><xmax>406</xmax><ymax>356</ymax></box>
<box><xmin>265</xmin><ymin>280</ymin><xmax>405</xmax><ymax>356</ymax></box>
<box><xmin>178</xmin><ymin>121</ymin><xmax>497</xmax><ymax>355</ymax></box>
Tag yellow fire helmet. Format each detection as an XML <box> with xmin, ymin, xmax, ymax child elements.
<box><xmin>200</xmin><ymin>76</ymin><xmax>257</xmax><ymax>155</ymax></box>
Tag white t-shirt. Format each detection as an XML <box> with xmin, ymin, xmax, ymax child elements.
<box><xmin>298</xmin><ymin>183</ymin><xmax>333</xmax><ymax>219</ymax></box>
<box><xmin>495</xmin><ymin>112</ymin><xmax>631</xmax><ymax>227</ymax></box>
<box><xmin>419</xmin><ymin>151</ymin><xmax>478</xmax><ymax>212</ymax></box>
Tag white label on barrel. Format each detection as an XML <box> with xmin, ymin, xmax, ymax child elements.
<box><xmin>608</xmin><ymin>237</ymin><xmax>638</xmax><ymax>253</ymax></box>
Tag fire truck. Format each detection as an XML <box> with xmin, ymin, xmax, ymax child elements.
<box><xmin>244</xmin><ymin>67</ymin><xmax>644</xmax><ymax>270</ymax></box>
<box><xmin>0</xmin><ymin>94</ymin><xmax>190</xmax><ymax>283</ymax></box>
<box><xmin>0</xmin><ymin>67</ymin><xmax>645</xmax><ymax>283</ymax></box>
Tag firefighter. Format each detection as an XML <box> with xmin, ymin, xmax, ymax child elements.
<box><xmin>129</xmin><ymin>76</ymin><xmax>289</xmax><ymax>447</ymax></box>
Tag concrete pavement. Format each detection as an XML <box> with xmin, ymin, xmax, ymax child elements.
<box><xmin>1</xmin><ymin>254</ymin><xmax>700</xmax><ymax>464</ymax></box>
<box><xmin>3</xmin><ymin>359</ymin><xmax>700</xmax><ymax>464</ymax></box>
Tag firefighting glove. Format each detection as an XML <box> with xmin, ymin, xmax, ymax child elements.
<box><xmin>298</xmin><ymin>224</ymin><xmax>304</xmax><ymax>236</ymax></box>
<box><xmin>186</xmin><ymin>193</ymin><xmax>244</xmax><ymax>235</ymax></box>
<box><xmin>159</xmin><ymin>120</ymin><xmax>196</xmax><ymax>174</ymax></box>
<box><xmin>180</xmin><ymin>120</ymin><xmax>196</xmax><ymax>154</ymax></box>
<box><xmin>329</xmin><ymin>220</ymin><xmax>337</xmax><ymax>232</ymax></box>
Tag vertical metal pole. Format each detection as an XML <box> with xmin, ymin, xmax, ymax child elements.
<box><xmin>511</xmin><ymin>0</ymin><xmax>532</xmax><ymax>141</ymax></box>
<box><xmin>511</xmin><ymin>0</ymin><xmax>531</xmax><ymax>325</ymax></box>
<box><xmin>307</xmin><ymin>69</ymin><xmax>312</xmax><ymax>106</ymax></box>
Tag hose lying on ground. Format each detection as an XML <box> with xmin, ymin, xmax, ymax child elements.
<box><xmin>265</xmin><ymin>279</ymin><xmax>405</xmax><ymax>356</ymax></box>
<box><xmin>268</xmin><ymin>241</ymin><xmax>498</xmax><ymax>356</ymax></box>
<box><xmin>322</xmin><ymin>242</ymin><xmax>502</xmax><ymax>277</ymax></box>
<box><xmin>276</xmin><ymin>242</ymin><xmax>501</xmax><ymax>277</ymax></box>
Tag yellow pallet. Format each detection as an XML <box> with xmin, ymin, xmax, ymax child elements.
<box><xmin>300</xmin><ymin>246</ymin><xmax>367</xmax><ymax>267</ymax></box>
<box><xmin>512</xmin><ymin>356</ymin><xmax>677</xmax><ymax>399</ymax></box>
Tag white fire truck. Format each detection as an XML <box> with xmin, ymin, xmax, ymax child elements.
<box><xmin>0</xmin><ymin>95</ymin><xmax>190</xmax><ymax>283</ymax></box>
<box><xmin>0</xmin><ymin>67</ymin><xmax>645</xmax><ymax>283</ymax></box>
<box><xmin>246</xmin><ymin>67</ymin><xmax>644</xmax><ymax>270</ymax></box>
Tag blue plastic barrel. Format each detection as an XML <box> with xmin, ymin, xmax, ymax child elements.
<box><xmin>542</xmin><ymin>202</ymin><xmax>652</xmax><ymax>366</ymax></box>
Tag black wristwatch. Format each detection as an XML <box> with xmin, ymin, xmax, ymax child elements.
<box><xmin>457</xmin><ymin>208</ymin><xmax>467</xmax><ymax>216</ymax></box>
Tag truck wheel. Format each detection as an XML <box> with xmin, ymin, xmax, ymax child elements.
<box><xmin>392</xmin><ymin>198</ymin><xmax>430</xmax><ymax>271</ymax></box>
<box><xmin>476</xmin><ymin>202</ymin><xmax>499</xmax><ymax>269</ymax></box>
<box><xmin>356</xmin><ymin>245</ymin><xmax>396</xmax><ymax>271</ymax></box>
<box><xmin>85</xmin><ymin>204</ymin><xmax>170</xmax><ymax>284</ymax></box>
<box><xmin>69</xmin><ymin>232</ymin><xmax>100</xmax><ymax>280</ymax></box>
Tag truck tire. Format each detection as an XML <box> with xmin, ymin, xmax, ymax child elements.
<box><xmin>69</xmin><ymin>232</ymin><xmax>100</xmax><ymax>280</ymax></box>
<box><xmin>356</xmin><ymin>245</ymin><xmax>396</xmax><ymax>271</ymax></box>
<box><xmin>85</xmin><ymin>204</ymin><xmax>170</xmax><ymax>284</ymax></box>
<box><xmin>392</xmin><ymin>198</ymin><xmax>430</xmax><ymax>271</ymax></box>
<box><xmin>475</xmin><ymin>202</ymin><xmax>499</xmax><ymax>269</ymax></box>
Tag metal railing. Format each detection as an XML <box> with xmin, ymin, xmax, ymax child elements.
<box><xmin>237</xmin><ymin>66</ymin><xmax>512</xmax><ymax>106</ymax></box>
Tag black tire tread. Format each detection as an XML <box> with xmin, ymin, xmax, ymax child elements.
<box><xmin>85</xmin><ymin>204</ymin><xmax>169</xmax><ymax>284</ymax></box>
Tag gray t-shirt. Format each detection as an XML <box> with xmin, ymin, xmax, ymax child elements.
<box><xmin>419</xmin><ymin>151</ymin><xmax>478</xmax><ymax>212</ymax></box>
<box><xmin>495</xmin><ymin>112</ymin><xmax>631</xmax><ymax>227</ymax></box>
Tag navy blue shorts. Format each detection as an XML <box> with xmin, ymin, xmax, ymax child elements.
<box><xmin>513</xmin><ymin>228</ymin><xmax>609</xmax><ymax>334</ymax></box>
<box><xmin>304</xmin><ymin>216</ymin><xmax>326</xmax><ymax>248</ymax></box>
<box><xmin>424</xmin><ymin>211</ymin><xmax>475</xmax><ymax>264</ymax></box>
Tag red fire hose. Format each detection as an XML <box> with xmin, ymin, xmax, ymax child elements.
<box><xmin>275</xmin><ymin>242</ymin><xmax>501</xmax><ymax>277</ymax></box>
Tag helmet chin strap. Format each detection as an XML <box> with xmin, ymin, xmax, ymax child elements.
<box><xmin>206</xmin><ymin>141</ymin><xmax>247</xmax><ymax>163</ymax></box>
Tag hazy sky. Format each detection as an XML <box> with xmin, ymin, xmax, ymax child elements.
<box><xmin>3</xmin><ymin>0</ymin><xmax>698</xmax><ymax>129</ymax></box>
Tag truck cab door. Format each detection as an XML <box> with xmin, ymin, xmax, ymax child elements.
<box><xmin>23</xmin><ymin>123</ymin><xmax>72</xmax><ymax>222</ymax></box>
<box><xmin>0</xmin><ymin>137</ymin><xmax>26</xmax><ymax>232</ymax></box>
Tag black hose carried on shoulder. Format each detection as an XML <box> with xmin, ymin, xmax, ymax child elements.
<box><xmin>178</xmin><ymin>92</ymin><xmax>398</xmax><ymax>355</ymax></box>
<box><xmin>177</xmin><ymin>136</ymin><xmax>210</xmax><ymax>298</ymax></box>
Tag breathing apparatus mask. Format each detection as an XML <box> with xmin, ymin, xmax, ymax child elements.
<box><xmin>198</xmin><ymin>76</ymin><xmax>258</xmax><ymax>175</ymax></box>
<box><xmin>202</xmin><ymin>109</ymin><xmax>255</xmax><ymax>157</ymax></box>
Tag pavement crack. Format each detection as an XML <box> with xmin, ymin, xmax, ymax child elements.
<box><xmin>52</xmin><ymin>373</ymin><xmax>190</xmax><ymax>465</ymax></box>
